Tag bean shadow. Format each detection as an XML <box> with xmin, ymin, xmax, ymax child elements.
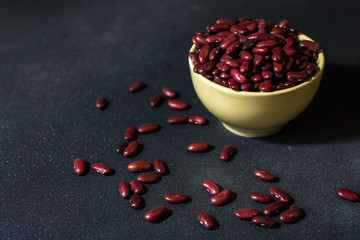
<box><xmin>262</xmin><ymin>64</ymin><xmax>360</xmax><ymax>145</ymax></box>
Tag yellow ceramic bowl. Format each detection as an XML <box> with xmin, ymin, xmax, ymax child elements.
<box><xmin>189</xmin><ymin>34</ymin><xmax>325</xmax><ymax>137</ymax></box>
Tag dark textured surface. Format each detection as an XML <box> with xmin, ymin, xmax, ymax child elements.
<box><xmin>1</xmin><ymin>0</ymin><xmax>359</xmax><ymax>239</ymax></box>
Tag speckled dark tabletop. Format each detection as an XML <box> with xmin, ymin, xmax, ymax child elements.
<box><xmin>1</xmin><ymin>0</ymin><xmax>360</xmax><ymax>239</ymax></box>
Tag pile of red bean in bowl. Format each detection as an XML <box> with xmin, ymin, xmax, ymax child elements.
<box><xmin>189</xmin><ymin>17</ymin><xmax>322</xmax><ymax>92</ymax></box>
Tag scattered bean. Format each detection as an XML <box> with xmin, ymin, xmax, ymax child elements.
<box><xmin>164</xmin><ymin>193</ymin><xmax>188</xmax><ymax>203</ymax></box>
<box><xmin>337</xmin><ymin>188</ymin><xmax>360</xmax><ymax>201</ymax></box>
<box><xmin>73</xmin><ymin>158</ymin><xmax>86</xmax><ymax>175</ymax></box>
<box><xmin>234</xmin><ymin>208</ymin><xmax>261</xmax><ymax>220</ymax></box>
<box><xmin>210</xmin><ymin>189</ymin><xmax>233</xmax><ymax>205</ymax></box>
<box><xmin>144</xmin><ymin>206</ymin><xmax>169</xmax><ymax>222</ymax></box>
<box><xmin>91</xmin><ymin>163</ymin><xmax>110</xmax><ymax>175</ymax></box>
<box><xmin>197</xmin><ymin>211</ymin><xmax>215</xmax><ymax>230</ymax></box>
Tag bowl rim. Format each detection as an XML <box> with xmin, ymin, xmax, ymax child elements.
<box><xmin>189</xmin><ymin>33</ymin><xmax>325</xmax><ymax>96</ymax></box>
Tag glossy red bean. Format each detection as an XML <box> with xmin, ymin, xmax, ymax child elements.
<box><xmin>206</xmin><ymin>35</ymin><xmax>226</xmax><ymax>43</ymax></box>
<box><xmin>153</xmin><ymin>158</ymin><xmax>166</xmax><ymax>175</ymax></box>
<box><xmin>230</xmin><ymin>69</ymin><xmax>248</xmax><ymax>83</ymax></box>
<box><xmin>138</xmin><ymin>123</ymin><xmax>160</xmax><ymax>133</ymax></box>
<box><xmin>241</xmin><ymin>82</ymin><xmax>253</xmax><ymax>91</ymax></box>
<box><xmin>116</xmin><ymin>142</ymin><xmax>128</xmax><ymax>154</ymax></box>
<box><xmin>220</xmin><ymin>145</ymin><xmax>235</xmax><ymax>161</ymax></box>
<box><xmin>123</xmin><ymin>140</ymin><xmax>140</xmax><ymax>157</ymax></box>
<box><xmin>264</xmin><ymin>201</ymin><xmax>287</xmax><ymax>216</ymax></box>
<box><xmin>269</xmin><ymin>187</ymin><xmax>292</xmax><ymax>203</ymax></box>
<box><xmin>150</xmin><ymin>94</ymin><xmax>164</xmax><ymax>107</ymax></box>
<box><xmin>299</xmin><ymin>40</ymin><xmax>321</xmax><ymax>53</ymax></box>
<box><xmin>226</xmin><ymin>41</ymin><xmax>242</xmax><ymax>56</ymax></box>
<box><xmin>256</xmin><ymin>40</ymin><xmax>278</xmax><ymax>48</ymax></box>
<box><xmin>95</xmin><ymin>97</ymin><xmax>108</xmax><ymax>109</ymax></box>
<box><xmin>234</xmin><ymin>208</ymin><xmax>261</xmax><ymax>220</ymax></box>
<box><xmin>91</xmin><ymin>163</ymin><xmax>110</xmax><ymax>175</ymax></box>
<box><xmin>228</xmin><ymin>78</ymin><xmax>240</xmax><ymax>90</ymax></box>
<box><xmin>73</xmin><ymin>158</ymin><xmax>86</xmax><ymax>175</ymax></box>
<box><xmin>129</xmin><ymin>81</ymin><xmax>144</xmax><ymax>92</ymax></box>
<box><xmin>286</xmin><ymin>71</ymin><xmax>308</xmax><ymax>82</ymax></box>
<box><xmin>253</xmin><ymin>54</ymin><xmax>265</xmax><ymax>66</ymax></box>
<box><xmin>124</xmin><ymin>126</ymin><xmax>138</xmax><ymax>141</ymax></box>
<box><xmin>127</xmin><ymin>160</ymin><xmax>152</xmax><ymax>172</ymax></box>
<box><xmin>210</xmin><ymin>23</ymin><xmax>231</xmax><ymax>33</ymax></box>
<box><xmin>202</xmin><ymin>180</ymin><xmax>221</xmax><ymax>195</ymax></box>
<box><xmin>280</xmin><ymin>205</ymin><xmax>302</xmax><ymax>223</ymax></box>
<box><xmin>130</xmin><ymin>194</ymin><xmax>142</xmax><ymax>209</ymax></box>
<box><xmin>137</xmin><ymin>173</ymin><xmax>159</xmax><ymax>183</ymax></box>
<box><xmin>167</xmin><ymin>116</ymin><xmax>188</xmax><ymax>124</ymax></box>
<box><xmin>276</xmin><ymin>81</ymin><xmax>295</xmax><ymax>90</ymax></box>
<box><xmin>188</xmin><ymin>115</ymin><xmax>207</xmax><ymax>125</ymax></box>
<box><xmin>164</xmin><ymin>193</ymin><xmax>188</xmax><ymax>203</ymax></box>
<box><xmin>259</xmin><ymin>80</ymin><xmax>274</xmax><ymax>92</ymax></box>
<box><xmin>219</xmin><ymin>72</ymin><xmax>231</xmax><ymax>79</ymax></box>
<box><xmin>162</xmin><ymin>87</ymin><xmax>177</xmax><ymax>98</ymax></box>
<box><xmin>283</xmin><ymin>47</ymin><xmax>297</xmax><ymax>56</ymax></box>
<box><xmin>230</xmin><ymin>25</ymin><xmax>247</xmax><ymax>35</ymax></box>
<box><xmin>252</xmin><ymin>47</ymin><xmax>269</xmax><ymax>55</ymax></box>
<box><xmin>220</xmin><ymin>57</ymin><xmax>240</xmax><ymax>68</ymax></box>
<box><xmin>216</xmin><ymin>62</ymin><xmax>231</xmax><ymax>72</ymax></box>
<box><xmin>250</xmin><ymin>74</ymin><xmax>262</xmax><ymax>83</ymax></box>
<box><xmin>208</xmin><ymin>47</ymin><xmax>223</xmax><ymax>62</ymax></box>
<box><xmin>252</xmin><ymin>216</ymin><xmax>278</xmax><ymax>228</ymax></box>
<box><xmin>278</xmin><ymin>19</ymin><xmax>289</xmax><ymax>28</ymax></box>
<box><xmin>168</xmin><ymin>100</ymin><xmax>188</xmax><ymax>110</ymax></box>
<box><xmin>240</xmin><ymin>61</ymin><xmax>251</xmax><ymax>73</ymax></box>
<box><xmin>144</xmin><ymin>206</ymin><xmax>168</xmax><ymax>222</ymax></box>
<box><xmin>239</xmin><ymin>50</ymin><xmax>253</xmax><ymax>61</ymax></box>
<box><xmin>273</xmin><ymin>61</ymin><xmax>283</xmax><ymax>72</ymax></box>
<box><xmin>197</xmin><ymin>211</ymin><xmax>215</xmax><ymax>230</ymax></box>
<box><xmin>199</xmin><ymin>45</ymin><xmax>212</xmax><ymax>64</ymax></box>
<box><xmin>249</xmin><ymin>192</ymin><xmax>273</xmax><ymax>203</ymax></box>
<box><xmin>306</xmin><ymin>63</ymin><xmax>317</xmax><ymax>76</ymax></box>
<box><xmin>253</xmin><ymin>169</ymin><xmax>277</xmax><ymax>182</ymax></box>
<box><xmin>220</xmin><ymin>33</ymin><xmax>238</xmax><ymax>49</ymax></box>
<box><xmin>337</xmin><ymin>188</ymin><xmax>360</xmax><ymax>201</ymax></box>
<box><xmin>210</xmin><ymin>189</ymin><xmax>233</xmax><ymax>205</ymax></box>
<box><xmin>198</xmin><ymin>62</ymin><xmax>216</xmax><ymax>74</ymax></box>
<box><xmin>118</xmin><ymin>181</ymin><xmax>131</xmax><ymax>198</ymax></box>
<box><xmin>129</xmin><ymin>180</ymin><xmax>143</xmax><ymax>194</ymax></box>
<box><xmin>187</xmin><ymin>142</ymin><xmax>210</xmax><ymax>152</ymax></box>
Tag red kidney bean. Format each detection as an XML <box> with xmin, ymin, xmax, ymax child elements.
<box><xmin>124</xmin><ymin>126</ymin><xmax>138</xmax><ymax>141</ymax></box>
<box><xmin>116</xmin><ymin>142</ymin><xmax>128</xmax><ymax>154</ymax></box>
<box><xmin>272</xmin><ymin>61</ymin><xmax>283</xmax><ymax>72</ymax></box>
<box><xmin>253</xmin><ymin>169</ymin><xmax>277</xmax><ymax>182</ymax></box>
<box><xmin>278</xmin><ymin>19</ymin><xmax>289</xmax><ymax>28</ymax></box>
<box><xmin>282</xmin><ymin>57</ymin><xmax>294</xmax><ymax>72</ymax></box>
<box><xmin>198</xmin><ymin>62</ymin><xmax>216</xmax><ymax>74</ymax></box>
<box><xmin>283</xmin><ymin>47</ymin><xmax>297</xmax><ymax>56</ymax></box>
<box><xmin>230</xmin><ymin>25</ymin><xmax>247</xmax><ymax>35</ymax></box>
<box><xmin>250</xmin><ymin>74</ymin><xmax>262</xmax><ymax>83</ymax></box>
<box><xmin>270</xmin><ymin>27</ymin><xmax>283</xmax><ymax>34</ymax></box>
<box><xmin>137</xmin><ymin>173</ymin><xmax>159</xmax><ymax>183</ymax></box>
<box><xmin>279</xmin><ymin>205</ymin><xmax>302</xmax><ymax>223</ymax></box>
<box><xmin>220</xmin><ymin>57</ymin><xmax>240</xmax><ymax>68</ymax></box>
<box><xmin>299</xmin><ymin>40</ymin><xmax>321</xmax><ymax>53</ymax></box>
<box><xmin>220</xmin><ymin>145</ymin><xmax>235</xmax><ymax>161</ymax></box>
<box><xmin>252</xmin><ymin>47</ymin><xmax>269</xmax><ymax>55</ymax></box>
<box><xmin>216</xmin><ymin>18</ymin><xmax>237</xmax><ymax>25</ymax></box>
<box><xmin>259</xmin><ymin>80</ymin><xmax>274</xmax><ymax>92</ymax></box>
<box><xmin>167</xmin><ymin>100</ymin><xmax>188</xmax><ymax>110</ymax></box>
<box><xmin>264</xmin><ymin>201</ymin><xmax>287</xmax><ymax>216</ymax></box>
<box><xmin>187</xmin><ymin>142</ymin><xmax>210</xmax><ymax>152</ymax></box>
<box><xmin>239</xmin><ymin>50</ymin><xmax>253</xmax><ymax>61</ymax></box>
<box><xmin>256</xmin><ymin>40</ymin><xmax>278</xmax><ymax>48</ymax></box>
<box><xmin>202</xmin><ymin>180</ymin><xmax>221</xmax><ymax>195</ymax></box>
<box><xmin>252</xmin><ymin>216</ymin><xmax>278</xmax><ymax>228</ymax></box>
<box><xmin>216</xmin><ymin>62</ymin><xmax>231</xmax><ymax>72</ymax></box>
<box><xmin>286</xmin><ymin>71</ymin><xmax>308</xmax><ymax>82</ymax></box>
<box><xmin>337</xmin><ymin>188</ymin><xmax>360</xmax><ymax>201</ymax></box>
<box><xmin>153</xmin><ymin>158</ymin><xmax>166</xmax><ymax>175</ymax></box>
<box><xmin>188</xmin><ymin>115</ymin><xmax>207</xmax><ymax>125</ymax></box>
<box><xmin>296</xmin><ymin>61</ymin><xmax>308</xmax><ymax>70</ymax></box>
<box><xmin>261</xmin><ymin>61</ymin><xmax>272</xmax><ymax>71</ymax></box>
<box><xmin>253</xmin><ymin>54</ymin><xmax>265</xmax><ymax>66</ymax></box>
<box><xmin>208</xmin><ymin>47</ymin><xmax>223</xmax><ymax>62</ymax></box>
<box><xmin>130</xmin><ymin>194</ymin><xmax>142</xmax><ymax>209</ymax></box>
<box><xmin>129</xmin><ymin>180</ymin><xmax>143</xmax><ymax>194</ymax></box>
<box><xmin>129</xmin><ymin>81</ymin><xmax>144</xmax><ymax>92</ymax></box>
<box><xmin>213</xmin><ymin>76</ymin><xmax>228</xmax><ymax>87</ymax></box>
<box><xmin>241</xmin><ymin>82</ymin><xmax>253</xmax><ymax>91</ymax></box>
<box><xmin>242</xmin><ymin>39</ymin><xmax>258</xmax><ymax>51</ymax></box>
<box><xmin>210</xmin><ymin>23</ymin><xmax>231</xmax><ymax>33</ymax></box>
<box><xmin>306</xmin><ymin>63</ymin><xmax>317</xmax><ymax>76</ymax></box>
<box><xmin>123</xmin><ymin>140</ymin><xmax>140</xmax><ymax>157</ymax></box>
<box><xmin>220</xmin><ymin>33</ymin><xmax>238</xmax><ymax>49</ymax></box>
<box><xmin>269</xmin><ymin>187</ymin><xmax>292</xmax><ymax>203</ymax></box>
<box><xmin>254</xmin><ymin>33</ymin><xmax>276</xmax><ymax>41</ymax></box>
<box><xmin>144</xmin><ymin>206</ymin><xmax>168</xmax><ymax>222</ymax></box>
<box><xmin>219</xmin><ymin>72</ymin><xmax>231</xmax><ymax>79</ymax></box>
<box><xmin>197</xmin><ymin>211</ymin><xmax>215</xmax><ymax>230</ymax></box>
<box><xmin>276</xmin><ymin>81</ymin><xmax>295</xmax><ymax>90</ymax></box>
<box><xmin>230</xmin><ymin>69</ymin><xmax>248</xmax><ymax>83</ymax></box>
<box><xmin>95</xmin><ymin>97</ymin><xmax>108</xmax><ymax>109</ymax></box>
<box><xmin>91</xmin><ymin>163</ymin><xmax>110</xmax><ymax>175</ymax></box>
<box><xmin>210</xmin><ymin>189</ymin><xmax>233</xmax><ymax>206</ymax></box>
<box><xmin>228</xmin><ymin>78</ymin><xmax>240</xmax><ymax>90</ymax></box>
<box><xmin>138</xmin><ymin>123</ymin><xmax>160</xmax><ymax>133</ymax></box>
<box><xmin>250</xmin><ymin>192</ymin><xmax>273</xmax><ymax>203</ymax></box>
<box><xmin>216</xmin><ymin>31</ymin><xmax>232</xmax><ymax>38</ymax></box>
<box><xmin>167</xmin><ymin>116</ymin><xmax>188</xmax><ymax>124</ymax></box>
<box><xmin>164</xmin><ymin>193</ymin><xmax>188</xmax><ymax>203</ymax></box>
<box><xmin>118</xmin><ymin>181</ymin><xmax>131</xmax><ymax>198</ymax></box>
<box><xmin>199</xmin><ymin>45</ymin><xmax>212</xmax><ymax>64</ymax></box>
<box><xmin>271</xmin><ymin>46</ymin><xmax>283</xmax><ymax>62</ymax></box>
<box><xmin>127</xmin><ymin>160</ymin><xmax>152</xmax><ymax>173</ymax></box>
<box><xmin>246</xmin><ymin>22</ymin><xmax>257</xmax><ymax>32</ymax></box>
<box><xmin>206</xmin><ymin>35</ymin><xmax>226</xmax><ymax>43</ymax></box>
<box><xmin>261</xmin><ymin>70</ymin><xmax>273</xmax><ymax>79</ymax></box>
<box><xmin>73</xmin><ymin>158</ymin><xmax>86</xmax><ymax>175</ymax></box>
<box><xmin>162</xmin><ymin>87</ymin><xmax>177</xmax><ymax>98</ymax></box>
<box><xmin>239</xmin><ymin>61</ymin><xmax>251</xmax><ymax>73</ymax></box>
<box><xmin>212</xmin><ymin>68</ymin><xmax>220</xmax><ymax>76</ymax></box>
<box><xmin>225</xmin><ymin>41</ymin><xmax>242</xmax><ymax>56</ymax></box>
<box><xmin>150</xmin><ymin>94</ymin><xmax>164</xmax><ymax>107</ymax></box>
<box><xmin>188</xmin><ymin>52</ymin><xmax>198</xmax><ymax>64</ymax></box>
<box><xmin>195</xmin><ymin>34</ymin><xmax>208</xmax><ymax>45</ymax></box>
<box><xmin>234</xmin><ymin>208</ymin><xmax>261</xmax><ymax>220</ymax></box>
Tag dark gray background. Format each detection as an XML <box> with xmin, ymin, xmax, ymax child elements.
<box><xmin>1</xmin><ymin>0</ymin><xmax>359</xmax><ymax>239</ymax></box>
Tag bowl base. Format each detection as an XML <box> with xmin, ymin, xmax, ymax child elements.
<box><xmin>221</xmin><ymin>122</ymin><xmax>284</xmax><ymax>137</ymax></box>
